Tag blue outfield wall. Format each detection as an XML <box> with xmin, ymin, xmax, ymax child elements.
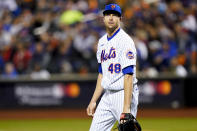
<box><xmin>0</xmin><ymin>76</ymin><xmax>196</xmax><ymax>109</ymax></box>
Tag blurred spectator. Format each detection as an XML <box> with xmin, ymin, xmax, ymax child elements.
<box><xmin>0</xmin><ymin>0</ymin><xmax>18</xmax><ymax>12</ymax></box>
<box><xmin>73</xmin><ymin>26</ymin><xmax>96</xmax><ymax>60</ymax></box>
<box><xmin>0</xmin><ymin>53</ymin><xmax>4</xmax><ymax>73</ymax></box>
<box><xmin>29</xmin><ymin>42</ymin><xmax>49</xmax><ymax>71</ymax></box>
<box><xmin>2</xmin><ymin>62</ymin><xmax>18</xmax><ymax>78</ymax></box>
<box><xmin>134</xmin><ymin>37</ymin><xmax>149</xmax><ymax>71</ymax></box>
<box><xmin>0</xmin><ymin>0</ymin><xmax>196</xmax><ymax>77</ymax></box>
<box><xmin>30</xmin><ymin>62</ymin><xmax>50</xmax><ymax>80</ymax></box>
<box><xmin>47</xmin><ymin>37</ymin><xmax>73</xmax><ymax>73</ymax></box>
<box><xmin>13</xmin><ymin>42</ymin><xmax>31</xmax><ymax>74</ymax></box>
<box><xmin>170</xmin><ymin>56</ymin><xmax>187</xmax><ymax>77</ymax></box>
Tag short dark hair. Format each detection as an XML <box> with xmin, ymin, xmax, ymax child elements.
<box><xmin>103</xmin><ymin>10</ymin><xmax>121</xmax><ymax>17</ymax></box>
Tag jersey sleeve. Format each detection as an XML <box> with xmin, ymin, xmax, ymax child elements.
<box><xmin>96</xmin><ymin>42</ymin><xmax>101</xmax><ymax>64</ymax></box>
<box><xmin>98</xmin><ymin>63</ymin><xmax>102</xmax><ymax>73</ymax></box>
<box><xmin>122</xmin><ymin>65</ymin><xmax>134</xmax><ymax>75</ymax></box>
<box><xmin>120</xmin><ymin>37</ymin><xmax>137</xmax><ymax>69</ymax></box>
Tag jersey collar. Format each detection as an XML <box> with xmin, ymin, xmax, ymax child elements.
<box><xmin>107</xmin><ymin>28</ymin><xmax>120</xmax><ymax>41</ymax></box>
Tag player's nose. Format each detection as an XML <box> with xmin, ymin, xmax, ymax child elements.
<box><xmin>109</xmin><ymin>14</ymin><xmax>114</xmax><ymax>20</ymax></box>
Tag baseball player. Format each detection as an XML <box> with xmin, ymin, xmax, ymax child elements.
<box><xmin>87</xmin><ymin>3</ymin><xmax>139</xmax><ymax>131</ymax></box>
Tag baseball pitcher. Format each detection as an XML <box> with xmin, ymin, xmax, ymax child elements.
<box><xmin>87</xmin><ymin>3</ymin><xmax>141</xmax><ymax>131</ymax></box>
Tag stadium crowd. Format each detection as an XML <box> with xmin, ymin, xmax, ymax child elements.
<box><xmin>0</xmin><ymin>0</ymin><xmax>196</xmax><ymax>79</ymax></box>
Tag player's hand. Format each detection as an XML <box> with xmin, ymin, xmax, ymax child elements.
<box><xmin>86</xmin><ymin>102</ymin><xmax>96</xmax><ymax>117</ymax></box>
<box><xmin>120</xmin><ymin>108</ymin><xmax>131</xmax><ymax>124</ymax></box>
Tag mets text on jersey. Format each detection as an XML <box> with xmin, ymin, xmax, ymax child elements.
<box><xmin>101</xmin><ymin>47</ymin><xmax>116</xmax><ymax>63</ymax></box>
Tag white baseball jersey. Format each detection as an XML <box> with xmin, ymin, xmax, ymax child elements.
<box><xmin>89</xmin><ymin>28</ymin><xmax>139</xmax><ymax>131</ymax></box>
<box><xmin>97</xmin><ymin>28</ymin><xmax>137</xmax><ymax>90</ymax></box>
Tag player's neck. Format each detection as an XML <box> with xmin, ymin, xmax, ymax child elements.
<box><xmin>106</xmin><ymin>26</ymin><xmax>120</xmax><ymax>37</ymax></box>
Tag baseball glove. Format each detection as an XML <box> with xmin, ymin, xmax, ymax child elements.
<box><xmin>118</xmin><ymin>113</ymin><xmax>142</xmax><ymax>131</ymax></box>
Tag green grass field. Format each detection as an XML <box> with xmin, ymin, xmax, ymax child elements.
<box><xmin>0</xmin><ymin>118</ymin><xmax>197</xmax><ymax>131</ymax></box>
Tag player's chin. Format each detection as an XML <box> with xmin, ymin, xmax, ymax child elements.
<box><xmin>107</xmin><ymin>24</ymin><xmax>117</xmax><ymax>29</ymax></box>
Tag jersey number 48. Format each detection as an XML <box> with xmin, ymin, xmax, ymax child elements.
<box><xmin>108</xmin><ymin>63</ymin><xmax>121</xmax><ymax>73</ymax></box>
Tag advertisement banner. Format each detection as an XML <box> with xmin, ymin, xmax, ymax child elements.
<box><xmin>138</xmin><ymin>79</ymin><xmax>184</xmax><ymax>108</ymax></box>
<box><xmin>0</xmin><ymin>78</ymin><xmax>185</xmax><ymax>108</ymax></box>
<box><xmin>0</xmin><ymin>82</ymin><xmax>96</xmax><ymax>108</ymax></box>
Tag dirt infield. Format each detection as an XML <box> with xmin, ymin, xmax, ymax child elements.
<box><xmin>0</xmin><ymin>108</ymin><xmax>197</xmax><ymax>119</ymax></box>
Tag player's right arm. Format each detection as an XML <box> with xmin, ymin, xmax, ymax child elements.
<box><xmin>87</xmin><ymin>40</ymin><xmax>103</xmax><ymax>116</ymax></box>
<box><xmin>87</xmin><ymin>73</ymin><xmax>103</xmax><ymax>116</ymax></box>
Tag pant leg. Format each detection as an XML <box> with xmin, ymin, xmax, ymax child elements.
<box><xmin>131</xmin><ymin>85</ymin><xmax>139</xmax><ymax>117</ymax></box>
<box><xmin>89</xmin><ymin>92</ymin><xmax>116</xmax><ymax>131</ymax></box>
<box><xmin>110</xmin><ymin>85</ymin><xmax>139</xmax><ymax>122</ymax></box>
